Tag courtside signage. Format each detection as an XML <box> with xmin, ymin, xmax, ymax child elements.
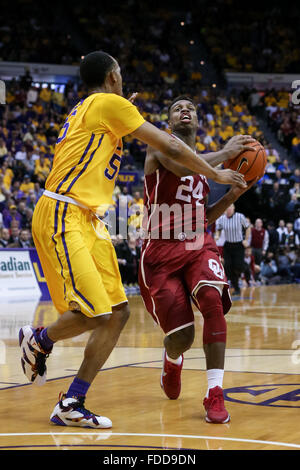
<box><xmin>0</xmin><ymin>250</ymin><xmax>41</xmax><ymax>298</ymax></box>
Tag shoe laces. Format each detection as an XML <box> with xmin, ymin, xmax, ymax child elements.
<box><xmin>209</xmin><ymin>389</ymin><xmax>225</xmax><ymax>411</ymax></box>
<box><xmin>59</xmin><ymin>393</ymin><xmax>94</xmax><ymax>417</ymax></box>
<box><xmin>72</xmin><ymin>396</ymin><xmax>89</xmax><ymax>413</ymax></box>
<box><xmin>35</xmin><ymin>351</ymin><xmax>49</xmax><ymax>375</ymax></box>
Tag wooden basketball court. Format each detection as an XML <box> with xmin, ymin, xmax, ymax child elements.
<box><xmin>0</xmin><ymin>284</ymin><xmax>300</xmax><ymax>451</ymax></box>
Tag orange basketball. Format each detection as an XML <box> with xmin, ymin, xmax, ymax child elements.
<box><xmin>223</xmin><ymin>140</ymin><xmax>267</xmax><ymax>182</ymax></box>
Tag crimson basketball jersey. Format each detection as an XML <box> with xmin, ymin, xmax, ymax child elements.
<box><xmin>143</xmin><ymin>162</ymin><xmax>210</xmax><ymax>240</ymax></box>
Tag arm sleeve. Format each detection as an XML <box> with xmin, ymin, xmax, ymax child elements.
<box><xmin>84</xmin><ymin>93</ymin><xmax>145</xmax><ymax>138</ymax></box>
<box><xmin>241</xmin><ymin>214</ymin><xmax>250</xmax><ymax>228</ymax></box>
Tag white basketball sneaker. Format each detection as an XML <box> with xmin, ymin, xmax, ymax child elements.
<box><xmin>50</xmin><ymin>393</ymin><xmax>112</xmax><ymax>428</ymax></box>
<box><xmin>19</xmin><ymin>325</ymin><xmax>52</xmax><ymax>386</ymax></box>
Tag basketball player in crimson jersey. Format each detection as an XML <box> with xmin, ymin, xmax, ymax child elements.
<box><xmin>139</xmin><ymin>96</ymin><xmax>256</xmax><ymax>423</ymax></box>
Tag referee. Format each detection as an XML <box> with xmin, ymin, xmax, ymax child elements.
<box><xmin>216</xmin><ymin>204</ymin><xmax>251</xmax><ymax>296</ymax></box>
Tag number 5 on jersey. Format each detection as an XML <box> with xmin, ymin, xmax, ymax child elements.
<box><xmin>104</xmin><ymin>153</ymin><xmax>121</xmax><ymax>180</ymax></box>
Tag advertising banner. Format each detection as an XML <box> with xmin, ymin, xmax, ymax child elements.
<box><xmin>0</xmin><ymin>249</ymin><xmax>41</xmax><ymax>299</ymax></box>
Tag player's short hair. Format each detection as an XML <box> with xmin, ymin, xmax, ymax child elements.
<box><xmin>168</xmin><ymin>95</ymin><xmax>195</xmax><ymax>118</ymax></box>
<box><xmin>80</xmin><ymin>51</ymin><xmax>116</xmax><ymax>88</ymax></box>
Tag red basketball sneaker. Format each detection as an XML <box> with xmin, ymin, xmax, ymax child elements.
<box><xmin>203</xmin><ymin>386</ymin><xmax>230</xmax><ymax>423</ymax></box>
<box><xmin>160</xmin><ymin>349</ymin><xmax>183</xmax><ymax>400</ymax></box>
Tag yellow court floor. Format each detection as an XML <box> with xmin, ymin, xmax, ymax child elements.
<box><xmin>0</xmin><ymin>284</ymin><xmax>299</xmax><ymax>451</ymax></box>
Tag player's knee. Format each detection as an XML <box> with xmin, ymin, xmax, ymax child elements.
<box><xmin>167</xmin><ymin>324</ymin><xmax>195</xmax><ymax>352</ymax></box>
<box><xmin>195</xmin><ymin>285</ymin><xmax>227</xmax><ymax>344</ymax></box>
<box><xmin>112</xmin><ymin>302</ymin><xmax>130</xmax><ymax>328</ymax></box>
<box><xmin>195</xmin><ymin>285</ymin><xmax>223</xmax><ymax>319</ymax></box>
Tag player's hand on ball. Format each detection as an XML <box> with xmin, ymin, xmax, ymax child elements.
<box><xmin>223</xmin><ymin>135</ymin><xmax>256</xmax><ymax>160</ymax></box>
<box><xmin>214</xmin><ymin>169</ymin><xmax>247</xmax><ymax>188</ymax></box>
<box><xmin>229</xmin><ymin>176</ymin><xmax>259</xmax><ymax>199</ymax></box>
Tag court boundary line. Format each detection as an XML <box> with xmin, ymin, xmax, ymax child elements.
<box><xmin>1</xmin><ymin>354</ymin><xmax>300</xmax><ymax>391</ymax></box>
<box><xmin>0</xmin><ymin>432</ymin><xmax>299</xmax><ymax>449</ymax></box>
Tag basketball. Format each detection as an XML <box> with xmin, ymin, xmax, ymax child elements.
<box><xmin>223</xmin><ymin>140</ymin><xmax>267</xmax><ymax>182</ymax></box>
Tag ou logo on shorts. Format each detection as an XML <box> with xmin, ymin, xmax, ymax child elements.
<box><xmin>208</xmin><ymin>259</ymin><xmax>225</xmax><ymax>280</ymax></box>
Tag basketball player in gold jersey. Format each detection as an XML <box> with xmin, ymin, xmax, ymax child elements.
<box><xmin>19</xmin><ymin>51</ymin><xmax>253</xmax><ymax>428</ymax></box>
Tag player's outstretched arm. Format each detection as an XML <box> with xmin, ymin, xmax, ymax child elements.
<box><xmin>131</xmin><ymin>122</ymin><xmax>247</xmax><ymax>187</ymax></box>
<box><xmin>206</xmin><ymin>178</ymin><xmax>259</xmax><ymax>226</ymax></box>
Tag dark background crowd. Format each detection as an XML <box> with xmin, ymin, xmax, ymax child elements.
<box><xmin>1</xmin><ymin>0</ymin><xmax>300</xmax><ymax>292</ymax></box>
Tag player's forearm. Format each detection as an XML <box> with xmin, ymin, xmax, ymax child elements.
<box><xmin>132</xmin><ymin>122</ymin><xmax>218</xmax><ymax>180</ymax></box>
<box><xmin>161</xmin><ymin>136</ymin><xmax>219</xmax><ymax>179</ymax></box>
<box><xmin>206</xmin><ymin>191</ymin><xmax>236</xmax><ymax>226</ymax></box>
<box><xmin>202</xmin><ymin>149</ymin><xmax>229</xmax><ymax>168</ymax></box>
<box><xmin>157</xmin><ymin>149</ymin><xmax>229</xmax><ymax>177</ymax></box>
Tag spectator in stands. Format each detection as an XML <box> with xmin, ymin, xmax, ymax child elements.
<box><xmin>128</xmin><ymin>205</ymin><xmax>143</xmax><ymax>238</ymax></box>
<box><xmin>276</xmin><ymin>248</ymin><xmax>293</xmax><ymax>282</ymax></box>
<box><xmin>286</xmin><ymin>194</ymin><xmax>300</xmax><ymax>221</ymax></box>
<box><xmin>26</xmin><ymin>86</ymin><xmax>39</xmax><ymax>107</ymax></box>
<box><xmin>291</xmin><ymin>133</ymin><xmax>300</xmax><ymax>161</ymax></box>
<box><xmin>274</xmin><ymin>169</ymin><xmax>288</xmax><ymax>185</ymax></box>
<box><xmin>267</xmin><ymin>221</ymin><xmax>279</xmax><ymax>253</ymax></box>
<box><xmin>289</xmin><ymin>182</ymin><xmax>300</xmax><ymax>198</ymax></box>
<box><xmin>7</xmin><ymin>227</ymin><xmax>32</xmax><ymax>248</ymax></box>
<box><xmin>7</xmin><ymin>223</ymin><xmax>20</xmax><ymax>246</ymax></box>
<box><xmin>249</xmin><ymin>218</ymin><xmax>269</xmax><ymax>264</ymax></box>
<box><xmin>278</xmin><ymin>158</ymin><xmax>292</xmax><ymax>175</ymax></box>
<box><xmin>3</xmin><ymin>204</ymin><xmax>22</xmax><ymax>229</ymax></box>
<box><xmin>0</xmin><ymin>227</ymin><xmax>10</xmax><ymax>247</ymax></box>
<box><xmin>20</xmin><ymin>174</ymin><xmax>34</xmax><ymax>195</ymax></box>
<box><xmin>0</xmin><ymin>138</ymin><xmax>8</xmax><ymax>161</ymax></box>
<box><xmin>26</xmin><ymin>190</ymin><xmax>37</xmax><ymax>211</ymax></box>
<box><xmin>120</xmin><ymin>186</ymin><xmax>133</xmax><ymax>204</ymax></box>
<box><xmin>34</xmin><ymin>153</ymin><xmax>51</xmax><ymax>184</ymax></box>
<box><xmin>15</xmin><ymin>144</ymin><xmax>27</xmax><ymax>161</ymax></box>
<box><xmin>243</xmin><ymin>246</ymin><xmax>260</xmax><ymax>285</ymax></box>
<box><xmin>22</xmin><ymin>151</ymin><xmax>35</xmax><ymax>176</ymax></box>
<box><xmin>290</xmin><ymin>168</ymin><xmax>300</xmax><ymax>185</ymax></box>
<box><xmin>17</xmin><ymin>201</ymin><xmax>29</xmax><ymax>228</ymax></box>
<box><xmin>291</xmin><ymin>249</ymin><xmax>300</xmax><ymax>280</ymax></box>
<box><xmin>294</xmin><ymin>212</ymin><xmax>300</xmax><ymax>239</ymax></box>
<box><xmin>34</xmin><ymin>182</ymin><xmax>44</xmax><ymax>201</ymax></box>
<box><xmin>39</xmin><ymin>85</ymin><xmax>52</xmax><ymax>108</ymax></box>
<box><xmin>265</xmin><ymin>161</ymin><xmax>277</xmax><ymax>174</ymax></box>
<box><xmin>277</xmin><ymin>219</ymin><xmax>288</xmax><ymax>245</ymax></box>
<box><xmin>18</xmin><ymin>228</ymin><xmax>32</xmax><ymax>247</ymax></box>
<box><xmin>114</xmin><ymin>234</ymin><xmax>130</xmax><ymax>284</ymax></box>
<box><xmin>131</xmin><ymin>191</ymin><xmax>144</xmax><ymax>209</ymax></box>
<box><xmin>283</xmin><ymin>223</ymin><xmax>300</xmax><ymax>248</ymax></box>
<box><xmin>122</xmin><ymin>237</ymin><xmax>141</xmax><ymax>287</ymax></box>
<box><xmin>269</xmin><ymin>182</ymin><xmax>287</xmax><ymax>218</ymax></box>
<box><xmin>260</xmin><ymin>252</ymin><xmax>278</xmax><ymax>284</ymax></box>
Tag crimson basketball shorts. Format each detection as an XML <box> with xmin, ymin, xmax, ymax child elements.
<box><xmin>138</xmin><ymin>232</ymin><xmax>232</xmax><ymax>335</ymax></box>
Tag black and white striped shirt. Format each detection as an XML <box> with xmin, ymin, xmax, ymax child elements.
<box><xmin>216</xmin><ymin>212</ymin><xmax>249</xmax><ymax>243</ymax></box>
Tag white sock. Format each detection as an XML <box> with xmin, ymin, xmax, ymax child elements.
<box><xmin>166</xmin><ymin>352</ymin><xmax>182</xmax><ymax>366</ymax></box>
<box><xmin>206</xmin><ymin>369</ymin><xmax>224</xmax><ymax>397</ymax></box>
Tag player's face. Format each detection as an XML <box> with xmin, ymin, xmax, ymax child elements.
<box><xmin>169</xmin><ymin>100</ymin><xmax>198</xmax><ymax>133</ymax></box>
<box><xmin>111</xmin><ymin>62</ymin><xmax>123</xmax><ymax>96</ymax></box>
